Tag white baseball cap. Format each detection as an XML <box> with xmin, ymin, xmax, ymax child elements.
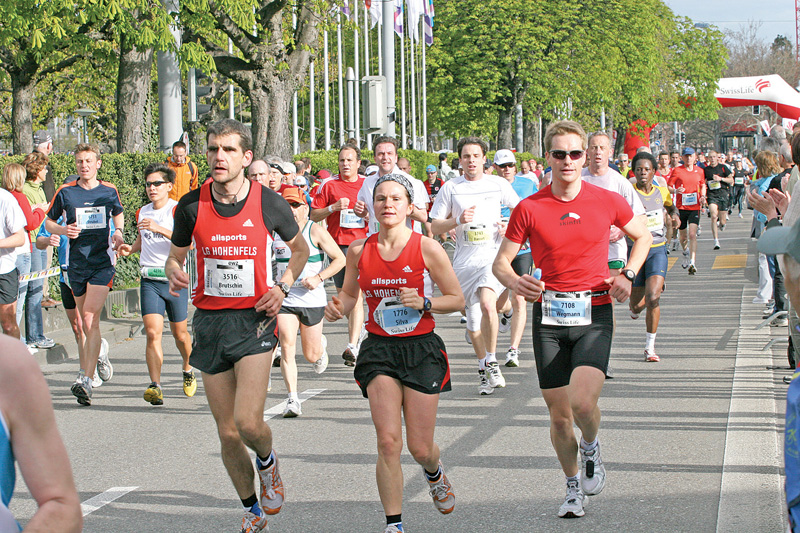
<box><xmin>493</xmin><ymin>149</ymin><xmax>516</xmax><ymax>166</ymax></box>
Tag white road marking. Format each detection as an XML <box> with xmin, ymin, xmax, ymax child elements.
<box><xmin>81</xmin><ymin>486</ymin><xmax>138</xmax><ymax>516</ymax></box>
<box><xmin>264</xmin><ymin>388</ymin><xmax>325</xmax><ymax>420</ymax></box>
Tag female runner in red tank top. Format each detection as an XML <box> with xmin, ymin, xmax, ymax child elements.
<box><xmin>325</xmin><ymin>174</ymin><xmax>464</xmax><ymax>533</ymax></box>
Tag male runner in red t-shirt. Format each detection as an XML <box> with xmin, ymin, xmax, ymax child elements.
<box><xmin>667</xmin><ymin>147</ymin><xmax>706</xmax><ymax>274</ymax></box>
<box><xmin>493</xmin><ymin>120</ymin><xmax>651</xmax><ymax>519</ymax></box>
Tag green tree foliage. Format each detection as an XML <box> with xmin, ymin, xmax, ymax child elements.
<box><xmin>427</xmin><ymin>0</ymin><xmax>727</xmax><ymax>144</ymax></box>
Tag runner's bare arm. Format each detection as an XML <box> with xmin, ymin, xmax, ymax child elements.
<box><xmin>255</xmin><ymin>231</ymin><xmax>309</xmax><ymax>316</ymax></box>
<box><xmin>415</xmin><ymin>236</ymin><xmax>464</xmax><ymax>312</ymax></box>
<box><xmin>0</xmin><ymin>337</ymin><xmax>82</xmax><ymax>533</ymax></box>
<box><xmin>605</xmin><ymin>216</ymin><xmax>652</xmax><ymax>302</ymax></box>
<box><xmin>0</xmin><ymin>229</ymin><xmax>24</xmax><ymax>250</ymax></box>
<box><xmin>493</xmin><ymin>237</ymin><xmax>543</xmax><ymax>302</ymax></box>
<box><xmin>166</xmin><ymin>244</ymin><xmax>190</xmax><ymax>297</ymax></box>
<box><xmin>324</xmin><ymin>240</ymin><xmax>364</xmax><ymax>321</ymax></box>
<box><xmin>303</xmin><ymin>225</ymin><xmax>345</xmax><ymax>290</ymax></box>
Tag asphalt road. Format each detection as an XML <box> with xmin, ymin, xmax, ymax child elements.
<box><xmin>8</xmin><ymin>210</ymin><xmax>789</xmax><ymax>532</ymax></box>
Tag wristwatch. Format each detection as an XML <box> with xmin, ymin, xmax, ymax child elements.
<box><xmin>621</xmin><ymin>269</ymin><xmax>636</xmax><ymax>282</ymax></box>
<box><xmin>422</xmin><ymin>297</ymin><xmax>432</xmax><ymax>312</ymax></box>
<box><xmin>276</xmin><ymin>282</ymin><xmax>290</xmax><ymax>296</ymax></box>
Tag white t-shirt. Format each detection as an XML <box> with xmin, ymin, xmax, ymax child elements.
<box><xmin>0</xmin><ymin>189</ymin><xmax>25</xmax><ymax>274</ymax></box>
<box><xmin>357</xmin><ymin>166</ymin><xmax>429</xmax><ymax>235</ymax></box>
<box><xmin>429</xmin><ymin>174</ymin><xmax>520</xmax><ymax>269</ymax></box>
<box><xmin>137</xmin><ymin>199</ymin><xmax>178</xmax><ymax>269</ymax></box>
<box><xmin>582</xmin><ymin>167</ymin><xmax>646</xmax><ymax>262</ymax></box>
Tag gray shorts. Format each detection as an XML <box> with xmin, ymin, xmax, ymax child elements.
<box><xmin>278</xmin><ymin>305</ymin><xmax>324</xmax><ymax>327</ymax></box>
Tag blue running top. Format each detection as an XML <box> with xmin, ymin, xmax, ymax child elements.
<box><xmin>0</xmin><ymin>409</ymin><xmax>20</xmax><ymax>532</ymax></box>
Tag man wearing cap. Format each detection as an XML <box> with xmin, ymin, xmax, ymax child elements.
<box><xmin>668</xmin><ymin>147</ymin><xmax>706</xmax><ymax>274</ymax></box>
<box><xmin>424</xmin><ymin>164</ymin><xmax>445</xmax><ymax>239</ymax></box>
<box><xmin>166</xmin><ymin>141</ymin><xmax>199</xmax><ymax>201</ymax></box>
<box><xmin>32</xmin><ymin>130</ymin><xmax>56</xmax><ymax>200</ymax></box>
<box><xmin>494</xmin><ymin>149</ymin><xmax>537</xmax><ymax>367</ymax></box>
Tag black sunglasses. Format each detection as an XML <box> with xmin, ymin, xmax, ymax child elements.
<box><xmin>289</xmin><ymin>202</ymin><xmax>304</xmax><ymax>208</ymax></box>
<box><xmin>549</xmin><ymin>150</ymin><xmax>585</xmax><ymax>161</ymax></box>
<box><xmin>498</xmin><ymin>163</ymin><xmax>516</xmax><ymax>169</ymax></box>
<box><xmin>145</xmin><ymin>181</ymin><xmax>168</xmax><ymax>188</ymax></box>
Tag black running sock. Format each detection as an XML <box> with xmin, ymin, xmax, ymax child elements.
<box><xmin>241</xmin><ymin>494</ymin><xmax>258</xmax><ymax>509</ymax></box>
<box><xmin>257</xmin><ymin>450</ymin><xmax>274</xmax><ymax>469</ymax></box>
<box><xmin>424</xmin><ymin>466</ymin><xmax>442</xmax><ymax>482</ymax></box>
<box><xmin>386</xmin><ymin>514</ymin><xmax>402</xmax><ymax>526</ymax></box>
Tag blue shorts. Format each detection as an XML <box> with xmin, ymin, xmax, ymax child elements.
<box><xmin>141</xmin><ymin>278</ymin><xmax>188</xmax><ymax>322</ymax></box>
<box><xmin>68</xmin><ymin>266</ymin><xmax>114</xmax><ymax>297</ymax></box>
<box><xmin>631</xmin><ymin>245</ymin><xmax>668</xmax><ymax>287</ymax></box>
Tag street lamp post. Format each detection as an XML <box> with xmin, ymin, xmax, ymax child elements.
<box><xmin>75</xmin><ymin>108</ymin><xmax>96</xmax><ymax>144</ymax></box>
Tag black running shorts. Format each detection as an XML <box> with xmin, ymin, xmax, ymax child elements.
<box><xmin>331</xmin><ymin>244</ymin><xmax>349</xmax><ymax>288</ymax></box>
<box><xmin>532</xmin><ymin>302</ymin><xmax>613</xmax><ymax>389</ymax></box>
<box><xmin>0</xmin><ymin>269</ymin><xmax>17</xmax><ymax>305</ymax></box>
<box><xmin>678</xmin><ymin>209</ymin><xmax>700</xmax><ymax>230</ymax></box>
<box><xmin>190</xmin><ymin>308</ymin><xmax>278</xmax><ymax>374</ymax></box>
<box><xmin>278</xmin><ymin>305</ymin><xmax>324</xmax><ymax>327</ymax></box>
<box><xmin>511</xmin><ymin>252</ymin><xmax>533</xmax><ymax>277</ymax></box>
<box><xmin>354</xmin><ymin>331</ymin><xmax>451</xmax><ymax>398</ymax></box>
<box><xmin>707</xmin><ymin>191</ymin><xmax>730</xmax><ymax>211</ymax></box>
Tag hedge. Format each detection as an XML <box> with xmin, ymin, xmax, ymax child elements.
<box><xmin>0</xmin><ymin>152</ymin><xmax>209</xmax><ymax>291</ymax></box>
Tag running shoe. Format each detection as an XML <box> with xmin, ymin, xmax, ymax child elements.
<box><xmin>485</xmin><ymin>362</ymin><xmax>506</xmax><ymax>388</ymax></box>
<box><xmin>478</xmin><ymin>369</ymin><xmax>493</xmax><ymax>395</ymax></box>
<box><xmin>714</xmin><ymin>240</ymin><xmax>720</xmax><ymax>250</ymax></box>
<box><xmin>498</xmin><ymin>311</ymin><xmax>512</xmax><ymax>333</ymax></box>
<box><xmin>688</xmin><ymin>262</ymin><xmax>697</xmax><ymax>275</ymax></box>
<box><xmin>257</xmin><ymin>454</ymin><xmax>284</xmax><ymax>515</ymax></box>
<box><xmin>144</xmin><ymin>382</ymin><xmax>164</xmax><ymax>405</ymax></box>
<box><xmin>314</xmin><ymin>352</ymin><xmax>329</xmax><ymax>374</ymax></box>
<box><xmin>272</xmin><ymin>346</ymin><xmax>282</xmax><ymax>367</ymax></box>
<box><xmin>34</xmin><ymin>337</ymin><xmax>55</xmax><ymax>349</ymax></box>
<box><xmin>681</xmin><ymin>252</ymin><xmax>689</xmax><ymax>269</ymax></box>
<box><xmin>644</xmin><ymin>349</ymin><xmax>660</xmax><ymax>362</ymax></box>
<box><xmin>459</xmin><ymin>316</ymin><xmax>467</xmax><ymax>324</ymax></box>
<box><xmin>283</xmin><ymin>398</ymin><xmax>301</xmax><ymax>418</ymax></box>
<box><xmin>464</xmin><ymin>329</ymin><xmax>473</xmax><ymax>345</ymax></box>
<box><xmin>183</xmin><ymin>370</ymin><xmax>197</xmax><ymax>397</ymax></box>
<box><xmin>342</xmin><ymin>346</ymin><xmax>356</xmax><ymax>367</ymax></box>
<box><xmin>71</xmin><ymin>376</ymin><xmax>92</xmax><ymax>406</ymax></box>
<box><xmin>671</xmin><ymin>239</ymin><xmax>678</xmax><ymax>251</ymax></box>
<box><xmin>630</xmin><ymin>309</ymin><xmax>640</xmax><ymax>320</ymax></box>
<box><xmin>505</xmin><ymin>347</ymin><xmax>520</xmax><ymax>367</ymax></box>
<box><xmin>384</xmin><ymin>525</ymin><xmax>403</xmax><ymax>533</ymax></box>
<box><xmin>580</xmin><ymin>442</ymin><xmax>606</xmax><ymax>496</ymax></box>
<box><xmin>763</xmin><ymin>304</ymin><xmax>776</xmax><ymax>318</ymax></box>
<box><xmin>241</xmin><ymin>506</ymin><xmax>268</xmax><ymax>533</ymax></box>
<box><xmin>558</xmin><ymin>479</ymin><xmax>585</xmax><ymax>518</ymax></box>
<box><xmin>738</xmin><ymin>213</ymin><xmax>743</xmax><ymax>218</ymax></box>
<box><xmin>720</xmin><ymin>224</ymin><xmax>726</xmax><ymax>231</ymax></box>
<box><xmin>425</xmin><ymin>461</ymin><xmax>455</xmax><ymax>514</ymax></box>
<box><xmin>91</xmin><ymin>371</ymin><xmax>103</xmax><ymax>388</ymax></box>
<box><xmin>26</xmin><ymin>344</ymin><xmax>38</xmax><ymax>355</ymax></box>
<box><xmin>773</xmin><ymin>317</ymin><xmax>789</xmax><ymax>327</ymax></box>
<box><xmin>97</xmin><ymin>338</ymin><xmax>112</xmax><ymax>381</ymax></box>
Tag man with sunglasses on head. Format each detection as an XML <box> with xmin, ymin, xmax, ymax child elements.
<box><xmin>494</xmin><ymin>149</ymin><xmax>537</xmax><ymax>368</ymax></box>
<box><xmin>493</xmin><ymin>120</ymin><xmax>651</xmax><ymax>519</ymax></box>
<box><xmin>430</xmin><ymin>137</ymin><xmax>520</xmax><ymax>396</ymax></box>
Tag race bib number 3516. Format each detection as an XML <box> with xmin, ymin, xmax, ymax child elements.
<box><xmin>204</xmin><ymin>258</ymin><xmax>255</xmax><ymax>297</ymax></box>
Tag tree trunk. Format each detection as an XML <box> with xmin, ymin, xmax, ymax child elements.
<box><xmin>116</xmin><ymin>37</ymin><xmax>154</xmax><ymax>153</ymax></box>
<box><xmin>497</xmin><ymin>106</ymin><xmax>514</xmax><ymax>149</ymax></box>
<box><xmin>249</xmin><ymin>85</ymin><xmax>271</xmax><ymax>160</ymax></box>
<box><xmin>263</xmin><ymin>80</ymin><xmax>293</xmax><ymax>160</ymax></box>
<box><xmin>523</xmin><ymin>115</ymin><xmax>542</xmax><ymax>157</ymax></box>
<box><xmin>11</xmin><ymin>74</ymin><xmax>34</xmax><ymax>155</ymax></box>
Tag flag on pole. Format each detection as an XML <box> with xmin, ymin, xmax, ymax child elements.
<box><xmin>367</xmin><ymin>0</ymin><xmax>381</xmax><ymax>28</ymax></box>
<box><xmin>394</xmin><ymin>0</ymin><xmax>404</xmax><ymax>36</ymax></box>
<box><xmin>341</xmin><ymin>0</ymin><xmax>351</xmax><ymax>19</ymax></box>
<box><xmin>423</xmin><ymin>0</ymin><xmax>434</xmax><ymax>46</ymax></box>
<box><xmin>407</xmin><ymin>0</ymin><xmax>425</xmax><ymax>42</ymax></box>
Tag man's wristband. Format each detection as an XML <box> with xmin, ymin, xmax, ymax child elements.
<box><xmin>328</xmin><ymin>205</ymin><xmax>334</xmax><ymax>213</ymax></box>
<box><xmin>114</xmin><ymin>228</ymin><xmax>123</xmax><ymax>234</ymax></box>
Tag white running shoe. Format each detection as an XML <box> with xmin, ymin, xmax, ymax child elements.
<box><xmin>714</xmin><ymin>240</ymin><xmax>720</xmax><ymax>250</ymax></box>
<box><xmin>688</xmin><ymin>262</ymin><xmax>697</xmax><ymax>275</ymax></box>
<box><xmin>91</xmin><ymin>371</ymin><xmax>103</xmax><ymax>388</ymax></box>
<box><xmin>504</xmin><ymin>347</ymin><xmax>520</xmax><ymax>367</ymax></box>
<box><xmin>498</xmin><ymin>312</ymin><xmax>512</xmax><ymax>333</ymax></box>
<box><xmin>485</xmin><ymin>362</ymin><xmax>506</xmax><ymax>388</ymax></box>
<box><xmin>478</xmin><ymin>369</ymin><xmax>493</xmax><ymax>395</ymax></box>
<box><xmin>464</xmin><ymin>329</ymin><xmax>473</xmax><ymax>345</ymax></box>
<box><xmin>580</xmin><ymin>443</ymin><xmax>606</xmax><ymax>496</ymax></box>
<box><xmin>558</xmin><ymin>479</ymin><xmax>585</xmax><ymax>518</ymax></box>
<box><xmin>96</xmin><ymin>338</ymin><xmax>112</xmax><ymax>381</ymax></box>
<box><xmin>314</xmin><ymin>352</ymin><xmax>329</xmax><ymax>374</ymax></box>
<box><xmin>283</xmin><ymin>398</ymin><xmax>301</xmax><ymax>418</ymax></box>
<box><xmin>681</xmin><ymin>255</ymin><xmax>689</xmax><ymax>270</ymax></box>
<box><xmin>272</xmin><ymin>346</ymin><xmax>282</xmax><ymax>367</ymax></box>
<box><xmin>630</xmin><ymin>309</ymin><xmax>640</xmax><ymax>320</ymax></box>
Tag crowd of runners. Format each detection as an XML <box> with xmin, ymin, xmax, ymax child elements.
<box><xmin>0</xmin><ymin>116</ymin><xmax>791</xmax><ymax>532</ymax></box>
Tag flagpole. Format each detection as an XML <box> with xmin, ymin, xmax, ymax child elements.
<box><xmin>377</xmin><ymin>15</ymin><xmax>383</xmax><ymax>76</ymax></box>
<box><xmin>381</xmin><ymin>0</ymin><xmax>395</xmax><ymax>137</ymax></box>
<box><xmin>354</xmin><ymin>1</ymin><xmax>361</xmax><ymax>145</ymax></box>
<box><xmin>364</xmin><ymin>5</ymin><xmax>373</xmax><ymax>149</ymax></box>
<box><xmin>324</xmin><ymin>29</ymin><xmax>331</xmax><ymax>150</ymax></box>
<box><xmin>410</xmin><ymin>22</ymin><xmax>417</xmax><ymax>150</ymax></box>
<box><xmin>400</xmin><ymin>7</ymin><xmax>407</xmax><ymax>149</ymax></box>
<box><xmin>337</xmin><ymin>13</ymin><xmax>345</xmax><ymax>145</ymax></box>
<box><xmin>422</xmin><ymin>24</ymin><xmax>428</xmax><ymax>152</ymax></box>
<box><xmin>309</xmin><ymin>61</ymin><xmax>316</xmax><ymax>151</ymax></box>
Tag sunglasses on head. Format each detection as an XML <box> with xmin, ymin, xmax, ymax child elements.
<box><xmin>549</xmin><ymin>150</ymin><xmax>585</xmax><ymax>161</ymax></box>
